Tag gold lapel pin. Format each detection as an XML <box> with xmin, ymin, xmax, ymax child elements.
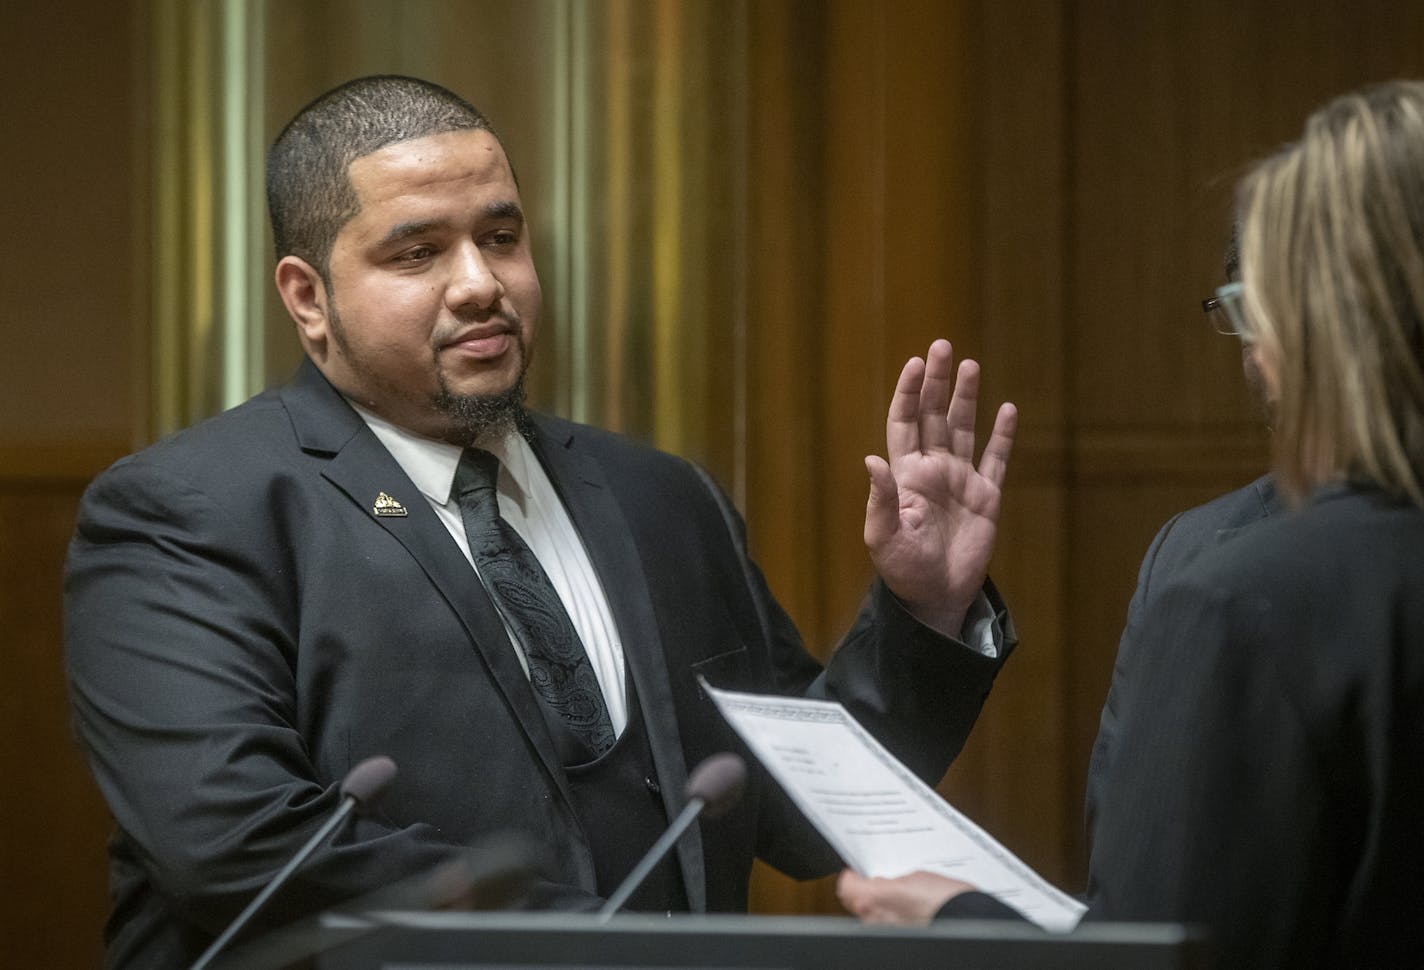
<box><xmin>372</xmin><ymin>491</ymin><xmax>409</xmax><ymax>517</ymax></box>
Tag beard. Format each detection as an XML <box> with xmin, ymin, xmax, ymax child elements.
<box><xmin>433</xmin><ymin>368</ymin><xmax>533</xmax><ymax>447</ymax></box>
<box><xmin>325</xmin><ymin>295</ymin><xmax>534</xmax><ymax>446</ymax></box>
<box><xmin>431</xmin><ymin>313</ymin><xmax>535</xmax><ymax>446</ymax></box>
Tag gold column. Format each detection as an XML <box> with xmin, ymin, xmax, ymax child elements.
<box><xmin>148</xmin><ymin>0</ymin><xmax>265</xmax><ymax>439</ymax></box>
<box><xmin>650</xmin><ymin>0</ymin><xmax>687</xmax><ymax>452</ymax></box>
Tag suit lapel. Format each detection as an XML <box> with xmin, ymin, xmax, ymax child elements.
<box><xmin>530</xmin><ymin>417</ymin><xmax>706</xmax><ymax>912</ymax></box>
<box><xmin>279</xmin><ymin>363</ymin><xmax>580</xmax><ymax>829</ymax></box>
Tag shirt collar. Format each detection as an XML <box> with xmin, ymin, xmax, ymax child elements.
<box><xmin>347</xmin><ymin>401</ymin><xmax>533</xmax><ymax>506</ymax></box>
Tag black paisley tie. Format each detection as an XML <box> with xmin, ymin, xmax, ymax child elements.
<box><xmin>454</xmin><ymin>448</ymin><xmax>615</xmax><ymax>756</ymax></box>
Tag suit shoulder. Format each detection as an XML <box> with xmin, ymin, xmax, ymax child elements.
<box><xmin>85</xmin><ymin>388</ymin><xmax>302</xmax><ymax>501</ymax></box>
<box><xmin>1161</xmin><ymin>486</ymin><xmax>1424</xmax><ymax>711</ymax></box>
<box><xmin>1169</xmin><ymin>474</ymin><xmax>1275</xmax><ymax>537</ymax></box>
<box><xmin>1226</xmin><ymin>485</ymin><xmax>1421</xmax><ymax>575</ymax></box>
<box><xmin>1144</xmin><ymin>475</ymin><xmax>1274</xmax><ymax>571</ymax></box>
<box><xmin>1172</xmin><ymin>486</ymin><xmax>1424</xmax><ymax>623</ymax></box>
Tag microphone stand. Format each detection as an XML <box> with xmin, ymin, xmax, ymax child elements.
<box><xmin>190</xmin><ymin>800</ymin><xmax>361</xmax><ymax>970</ymax></box>
<box><xmin>189</xmin><ymin>755</ymin><xmax>396</xmax><ymax>970</ymax></box>
<box><xmin>596</xmin><ymin>798</ymin><xmax>704</xmax><ymax>922</ymax></box>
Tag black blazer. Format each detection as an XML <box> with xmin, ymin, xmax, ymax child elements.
<box><xmin>64</xmin><ymin>359</ymin><xmax>1013</xmax><ymax>969</ymax></box>
<box><xmin>1089</xmin><ymin>483</ymin><xmax>1424</xmax><ymax>966</ymax></box>
<box><xmin>1085</xmin><ymin>474</ymin><xmax>1281</xmax><ymax>845</ymax></box>
<box><xmin>946</xmin><ymin>484</ymin><xmax>1424</xmax><ymax>968</ymax></box>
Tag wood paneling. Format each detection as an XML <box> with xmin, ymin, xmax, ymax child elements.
<box><xmin>0</xmin><ymin>1</ymin><xmax>142</xmax><ymax>449</ymax></box>
<box><xmin>1</xmin><ymin>0</ymin><xmax>144</xmax><ymax>965</ymax></box>
<box><xmin>945</xmin><ymin>0</ymin><xmax>1076</xmax><ymax>888</ymax></box>
<box><xmin>0</xmin><ymin>472</ymin><xmax>117</xmax><ymax>968</ymax></box>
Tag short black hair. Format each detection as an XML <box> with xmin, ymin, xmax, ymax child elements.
<box><xmin>266</xmin><ymin>75</ymin><xmax>495</xmax><ymax>277</ymax></box>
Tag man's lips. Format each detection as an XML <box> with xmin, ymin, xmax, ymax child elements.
<box><xmin>441</xmin><ymin>326</ymin><xmax>517</xmax><ymax>360</ymax></box>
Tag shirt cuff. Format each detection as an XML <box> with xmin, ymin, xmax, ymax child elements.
<box><xmin>961</xmin><ymin>590</ymin><xmax>1001</xmax><ymax>659</ymax></box>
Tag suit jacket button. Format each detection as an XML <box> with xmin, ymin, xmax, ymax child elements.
<box><xmin>644</xmin><ymin>776</ymin><xmax>661</xmax><ymax>796</ymax></box>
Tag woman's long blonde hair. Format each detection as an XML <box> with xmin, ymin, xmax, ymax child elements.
<box><xmin>1239</xmin><ymin>81</ymin><xmax>1424</xmax><ymax>506</ymax></box>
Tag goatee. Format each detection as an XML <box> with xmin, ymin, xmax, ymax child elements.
<box><xmin>434</xmin><ymin>375</ymin><xmax>533</xmax><ymax>447</ymax></box>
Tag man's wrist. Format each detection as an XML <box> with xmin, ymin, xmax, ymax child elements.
<box><xmin>895</xmin><ymin>590</ymin><xmax>1000</xmax><ymax>658</ymax></box>
<box><xmin>901</xmin><ymin>603</ymin><xmax>968</xmax><ymax>640</ymax></box>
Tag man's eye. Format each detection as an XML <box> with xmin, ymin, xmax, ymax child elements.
<box><xmin>485</xmin><ymin>230</ymin><xmax>519</xmax><ymax>247</ymax></box>
<box><xmin>395</xmin><ymin>245</ymin><xmax>436</xmax><ymax>263</ymax></box>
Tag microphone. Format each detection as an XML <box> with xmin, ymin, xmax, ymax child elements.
<box><xmin>189</xmin><ymin>756</ymin><xmax>398</xmax><ymax>970</ymax></box>
<box><xmin>209</xmin><ymin>833</ymin><xmax>537</xmax><ymax>970</ymax></box>
<box><xmin>597</xmin><ymin>753</ymin><xmax>746</xmax><ymax>921</ymax></box>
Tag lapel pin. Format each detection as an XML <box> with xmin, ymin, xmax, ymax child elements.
<box><xmin>372</xmin><ymin>491</ymin><xmax>409</xmax><ymax>517</ymax></box>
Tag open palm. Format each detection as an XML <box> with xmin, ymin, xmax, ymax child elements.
<box><xmin>864</xmin><ymin>340</ymin><xmax>1017</xmax><ymax>637</ymax></box>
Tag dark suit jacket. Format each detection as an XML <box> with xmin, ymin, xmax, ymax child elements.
<box><xmin>64</xmin><ymin>360</ymin><xmax>1013</xmax><ymax>969</ymax></box>
<box><xmin>1085</xmin><ymin>483</ymin><xmax>1424</xmax><ymax>966</ymax></box>
<box><xmin>1084</xmin><ymin>474</ymin><xmax>1280</xmax><ymax>845</ymax></box>
<box><xmin>948</xmin><ymin>484</ymin><xmax>1424</xmax><ymax>967</ymax></box>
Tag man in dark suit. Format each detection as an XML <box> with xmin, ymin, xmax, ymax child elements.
<box><xmin>64</xmin><ymin>76</ymin><xmax>1019</xmax><ymax>969</ymax></box>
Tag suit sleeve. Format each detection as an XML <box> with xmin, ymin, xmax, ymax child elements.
<box><xmin>63</xmin><ymin>457</ymin><xmax>483</xmax><ymax>939</ymax></box>
<box><xmin>815</xmin><ymin>578</ymin><xmax>1013</xmax><ymax>781</ymax></box>
<box><xmin>690</xmin><ymin>467</ymin><xmax>1014</xmax><ymax>878</ymax></box>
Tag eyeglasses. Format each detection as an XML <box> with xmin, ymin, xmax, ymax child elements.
<box><xmin>1201</xmin><ymin>281</ymin><xmax>1252</xmax><ymax>337</ymax></box>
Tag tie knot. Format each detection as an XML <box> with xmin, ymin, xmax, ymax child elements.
<box><xmin>454</xmin><ymin>447</ymin><xmax>501</xmax><ymax>499</ymax></box>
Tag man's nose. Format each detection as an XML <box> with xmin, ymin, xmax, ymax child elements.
<box><xmin>446</xmin><ymin>243</ymin><xmax>504</xmax><ymax>313</ymax></box>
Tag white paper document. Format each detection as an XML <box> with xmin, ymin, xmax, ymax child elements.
<box><xmin>705</xmin><ymin>683</ymin><xmax>1086</xmax><ymax>932</ymax></box>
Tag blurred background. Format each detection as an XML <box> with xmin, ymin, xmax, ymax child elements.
<box><xmin>4</xmin><ymin>1</ymin><xmax>1423</xmax><ymax>964</ymax></box>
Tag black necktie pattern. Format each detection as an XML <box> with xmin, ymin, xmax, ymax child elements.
<box><xmin>453</xmin><ymin>448</ymin><xmax>615</xmax><ymax>757</ymax></box>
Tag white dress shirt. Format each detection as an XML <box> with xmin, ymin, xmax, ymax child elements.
<box><xmin>354</xmin><ymin>405</ymin><xmax>630</xmax><ymax>736</ymax></box>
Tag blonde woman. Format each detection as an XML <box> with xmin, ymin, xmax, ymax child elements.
<box><xmin>839</xmin><ymin>81</ymin><xmax>1424</xmax><ymax>969</ymax></box>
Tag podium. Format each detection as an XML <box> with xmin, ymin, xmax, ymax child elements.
<box><xmin>310</xmin><ymin>911</ymin><xmax>1208</xmax><ymax>969</ymax></box>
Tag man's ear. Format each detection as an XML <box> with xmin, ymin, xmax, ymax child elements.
<box><xmin>275</xmin><ymin>256</ymin><xmax>332</xmax><ymax>359</ymax></box>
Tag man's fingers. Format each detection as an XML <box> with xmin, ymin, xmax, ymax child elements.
<box><xmin>885</xmin><ymin>342</ymin><xmax>1013</xmax><ymax>485</ymax></box>
<box><xmin>945</xmin><ymin>358</ymin><xmax>981</xmax><ymax>460</ymax></box>
<box><xmin>836</xmin><ymin>869</ymin><xmax>864</xmax><ymax>911</ymax></box>
<box><xmin>916</xmin><ymin>339</ymin><xmax>955</xmax><ymax>452</ymax></box>
<box><xmin>885</xmin><ymin>356</ymin><xmax>926</xmax><ymax>461</ymax></box>
<box><xmin>978</xmin><ymin>401</ymin><xmax>1018</xmax><ymax>489</ymax></box>
<box><xmin>836</xmin><ymin>870</ymin><xmax>886</xmax><ymax>923</ymax></box>
<box><xmin>863</xmin><ymin>456</ymin><xmax>899</xmax><ymax>548</ymax></box>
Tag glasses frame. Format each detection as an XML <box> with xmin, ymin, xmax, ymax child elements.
<box><xmin>1202</xmin><ymin>281</ymin><xmax>1251</xmax><ymax>337</ymax></box>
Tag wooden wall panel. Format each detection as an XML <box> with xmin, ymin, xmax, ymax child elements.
<box><xmin>945</xmin><ymin>0</ymin><xmax>1075</xmax><ymax>889</ymax></box>
<box><xmin>815</xmin><ymin>0</ymin><xmax>902</xmax><ymax>660</ymax></box>
<box><xmin>743</xmin><ymin>0</ymin><xmax>828</xmax><ymax>647</ymax></box>
<box><xmin>740</xmin><ymin>1</ymin><xmax>835</xmax><ymax>914</ymax></box>
<box><xmin>0</xmin><ymin>2</ymin><xmax>142</xmax><ymax>449</ymax></box>
<box><xmin>0</xmin><ymin>470</ymin><xmax>122</xmax><ymax>967</ymax></box>
<box><xmin>1</xmin><ymin>0</ymin><xmax>145</xmax><ymax>965</ymax></box>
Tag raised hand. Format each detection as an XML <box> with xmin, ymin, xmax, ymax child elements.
<box><xmin>864</xmin><ymin>339</ymin><xmax>1017</xmax><ymax>637</ymax></box>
